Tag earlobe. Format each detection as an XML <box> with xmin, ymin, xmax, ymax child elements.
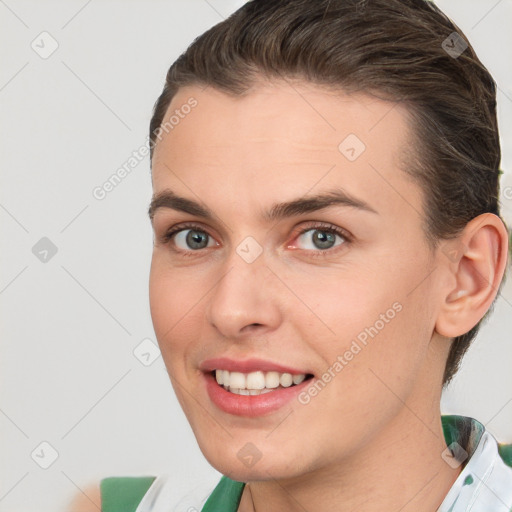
<box><xmin>435</xmin><ymin>213</ymin><xmax>508</xmax><ymax>338</ymax></box>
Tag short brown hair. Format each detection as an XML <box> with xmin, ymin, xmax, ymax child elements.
<box><xmin>149</xmin><ymin>0</ymin><xmax>506</xmax><ymax>387</ymax></box>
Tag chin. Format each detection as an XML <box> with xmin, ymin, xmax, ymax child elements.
<box><xmin>200</xmin><ymin>443</ymin><xmax>311</xmax><ymax>483</ymax></box>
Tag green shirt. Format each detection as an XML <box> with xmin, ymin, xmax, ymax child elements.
<box><xmin>100</xmin><ymin>415</ymin><xmax>512</xmax><ymax>511</ymax></box>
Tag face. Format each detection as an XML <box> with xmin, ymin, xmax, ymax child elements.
<box><xmin>149</xmin><ymin>81</ymin><xmax>444</xmax><ymax>482</ymax></box>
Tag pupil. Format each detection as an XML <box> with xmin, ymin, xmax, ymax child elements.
<box><xmin>187</xmin><ymin>230</ymin><xmax>208</xmax><ymax>249</ymax></box>
<box><xmin>314</xmin><ymin>230</ymin><xmax>335</xmax><ymax>249</ymax></box>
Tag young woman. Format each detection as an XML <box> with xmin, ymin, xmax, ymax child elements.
<box><xmin>77</xmin><ymin>0</ymin><xmax>512</xmax><ymax>510</ymax></box>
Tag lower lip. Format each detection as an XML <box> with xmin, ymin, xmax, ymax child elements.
<box><xmin>203</xmin><ymin>371</ymin><xmax>313</xmax><ymax>417</ymax></box>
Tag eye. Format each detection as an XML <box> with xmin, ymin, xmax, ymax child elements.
<box><xmin>159</xmin><ymin>221</ymin><xmax>351</xmax><ymax>259</ymax></box>
<box><xmin>289</xmin><ymin>223</ymin><xmax>351</xmax><ymax>256</ymax></box>
<box><xmin>161</xmin><ymin>223</ymin><xmax>217</xmax><ymax>252</ymax></box>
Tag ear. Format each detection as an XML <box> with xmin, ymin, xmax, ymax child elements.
<box><xmin>435</xmin><ymin>213</ymin><xmax>509</xmax><ymax>338</ymax></box>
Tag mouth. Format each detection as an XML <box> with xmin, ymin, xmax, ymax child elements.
<box><xmin>211</xmin><ymin>369</ymin><xmax>315</xmax><ymax>396</ymax></box>
<box><xmin>202</xmin><ymin>368</ymin><xmax>315</xmax><ymax>417</ymax></box>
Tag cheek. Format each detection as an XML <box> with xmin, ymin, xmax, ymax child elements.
<box><xmin>148</xmin><ymin>259</ymin><xmax>201</xmax><ymax>364</ymax></box>
<box><xmin>149</xmin><ymin>253</ymin><xmax>204</xmax><ymax>323</ymax></box>
<box><xmin>286</xmin><ymin>265</ymin><xmax>395</xmax><ymax>341</ymax></box>
<box><xmin>295</xmin><ymin>263</ymin><xmax>431</xmax><ymax>387</ymax></box>
<box><xmin>149</xmin><ymin>261</ymin><xmax>207</xmax><ymax>416</ymax></box>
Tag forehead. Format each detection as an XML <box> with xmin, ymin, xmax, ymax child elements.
<box><xmin>151</xmin><ymin>81</ymin><xmax>421</xmax><ymax>222</ymax></box>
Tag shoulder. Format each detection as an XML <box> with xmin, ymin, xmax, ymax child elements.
<box><xmin>67</xmin><ymin>483</ymin><xmax>101</xmax><ymax>512</ymax></box>
<box><xmin>101</xmin><ymin>476</ymin><xmax>157</xmax><ymax>511</ymax></box>
<box><xmin>67</xmin><ymin>476</ymin><xmax>157</xmax><ymax>512</ymax></box>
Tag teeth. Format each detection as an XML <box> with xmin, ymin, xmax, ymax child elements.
<box><xmin>214</xmin><ymin>369</ymin><xmax>308</xmax><ymax>393</ymax></box>
<box><xmin>246</xmin><ymin>371</ymin><xmax>265</xmax><ymax>390</ymax></box>
<box><xmin>229</xmin><ymin>371</ymin><xmax>246</xmax><ymax>389</ymax></box>
<box><xmin>292</xmin><ymin>374</ymin><xmax>305</xmax><ymax>385</ymax></box>
<box><xmin>229</xmin><ymin>388</ymin><xmax>274</xmax><ymax>396</ymax></box>
<box><xmin>265</xmin><ymin>371</ymin><xmax>280</xmax><ymax>389</ymax></box>
<box><xmin>280</xmin><ymin>373</ymin><xmax>293</xmax><ymax>387</ymax></box>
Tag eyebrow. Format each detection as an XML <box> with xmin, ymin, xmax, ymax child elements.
<box><xmin>148</xmin><ymin>187</ymin><xmax>378</xmax><ymax>222</ymax></box>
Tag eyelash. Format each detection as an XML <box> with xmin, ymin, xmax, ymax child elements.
<box><xmin>160</xmin><ymin>222</ymin><xmax>352</xmax><ymax>259</ymax></box>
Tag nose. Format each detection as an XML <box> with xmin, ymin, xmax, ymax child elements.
<box><xmin>205</xmin><ymin>247</ymin><xmax>282</xmax><ymax>340</ymax></box>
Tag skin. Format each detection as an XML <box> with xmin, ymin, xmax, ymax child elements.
<box><xmin>148</xmin><ymin>80</ymin><xmax>508</xmax><ymax>512</ymax></box>
<box><xmin>67</xmin><ymin>484</ymin><xmax>101</xmax><ymax>511</ymax></box>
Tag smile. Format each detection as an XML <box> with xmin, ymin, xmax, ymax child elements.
<box><xmin>203</xmin><ymin>369</ymin><xmax>315</xmax><ymax>417</ymax></box>
<box><xmin>214</xmin><ymin>369</ymin><xmax>310</xmax><ymax>395</ymax></box>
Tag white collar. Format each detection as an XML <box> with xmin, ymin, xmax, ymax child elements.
<box><xmin>437</xmin><ymin>426</ymin><xmax>512</xmax><ymax>511</ymax></box>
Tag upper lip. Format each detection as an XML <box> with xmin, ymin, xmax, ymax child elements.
<box><xmin>199</xmin><ymin>357</ymin><xmax>312</xmax><ymax>375</ymax></box>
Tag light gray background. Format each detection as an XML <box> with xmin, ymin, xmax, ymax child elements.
<box><xmin>1</xmin><ymin>1</ymin><xmax>511</xmax><ymax>511</ymax></box>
